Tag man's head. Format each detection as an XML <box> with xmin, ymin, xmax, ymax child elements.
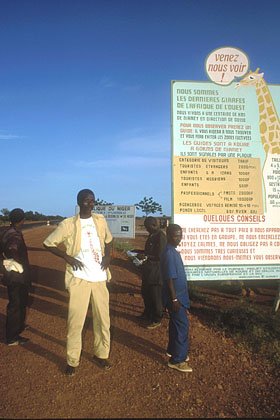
<box><xmin>144</xmin><ymin>216</ymin><xmax>158</xmax><ymax>234</ymax></box>
<box><xmin>77</xmin><ymin>189</ymin><xmax>95</xmax><ymax>217</ymax></box>
<box><xmin>77</xmin><ymin>189</ymin><xmax>95</xmax><ymax>206</ymax></box>
<box><xmin>166</xmin><ymin>224</ymin><xmax>182</xmax><ymax>248</ymax></box>
<box><xmin>9</xmin><ymin>208</ymin><xmax>25</xmax><ymax>229</ymax></box>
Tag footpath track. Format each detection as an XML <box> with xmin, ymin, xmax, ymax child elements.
<box><xmin>0</xmin><ymin>226</ymin><xmax>279</xmax><ymax>418</ymax></box>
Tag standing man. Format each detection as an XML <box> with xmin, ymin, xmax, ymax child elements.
<box><xmin>135</xmin><ymin>216</ymin><xmax>167</xmax><ymax>329</ymax></box>
<box><xmin>0</xmin><ymin>208</ymin><xmax>30</xmax><ymax>346</ymax></box>
<box><xmin>160</xmin><ymin>224</ymin><xmax>192</xmax><ymax>373</ymax></box>
<box><xmin>43</xmin><ymin>189</ymin><xmax>113</xmax><ymax>376</ymax></box>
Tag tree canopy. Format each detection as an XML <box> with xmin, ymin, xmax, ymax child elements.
<box><xmin>95</xmin><ymin>198</ymin><xmax>114</xmax><ymax>205</ymax></box>
<box><xmin>134</xmin><ymin>196</ymin><xmax>162</xmax><ymax>217</ymax></box>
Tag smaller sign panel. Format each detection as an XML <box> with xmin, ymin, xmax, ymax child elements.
<box><xmin>93</xmin><ymin>205</ymin><xmax>135</xmax><ymax>239</ymax></box>
<box><xmin>205</xmin><ymin>46</ymin><xmax>249</xmax><ymax>86</ymax></box>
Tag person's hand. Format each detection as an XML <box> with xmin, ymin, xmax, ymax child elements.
<box><xmin>64</xmin><ymin>255</ymin><xmax>84</xmax><ymax>271</ymax></box>
<box><xmin>101</xmin><ymin>255</ymin><xmax>111</xmax><ymax>271</ymax></box>
<box><xmin>137</xmin><ymin>253</ymin><xmax>145</xmax><ymax>260</ymax></box>
<box><xmin>172</xmin><ymin>299</ymin><xmax>180</xmax><ymax>312</ymax></box>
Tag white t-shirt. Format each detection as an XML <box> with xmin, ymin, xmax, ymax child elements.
<box><xmin>72</xmin><ymin>217</ymin><xmax>107</xmax><ymax>282</ymax></box>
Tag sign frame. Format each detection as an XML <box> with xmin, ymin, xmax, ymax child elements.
<box><xmin>171</xmin><ymin>76</ymin><xmax>280</xmax><ymax>281</ymax></box>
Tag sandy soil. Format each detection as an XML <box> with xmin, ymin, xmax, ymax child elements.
<box><xmin>0</xmin><ymin>225</ymin><xmax>279</xmax><ymax>419</ymax></box>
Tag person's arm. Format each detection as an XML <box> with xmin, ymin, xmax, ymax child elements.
<box><xmin>136</xmin><ymin>251</ymin><xmax>146</xmax><ymax>260</ymax></box>
<box><xmin>4</xmin><ymin>247</ymin><xmax>19</xmax><ymax>262</ymax></box>
<box><xmin>163</xmin><ymin>248</ymin><xmax>180</xmax><ymax>312</ymax></box>
<box><xmin>144</xmin><ymin>231</ymin><xmax>167</xmax><ymax>262</ymax></box>
<box><xmin>101</xmin><ymin>240</ymin><xmax>113</xmax><ymax>270</ymax></box>
<box><xmin>138</xmin><ymin>235</ymin><xmax>155</xmax><ymax>261</ymax></box>
<box><xmin>4</xmin><ymin>231</ymin><xmax>27</xmax><ymax>265</ymax></box>
<box><xmin>98</xmin><ymin>215</ymin><xmax>114</xmax><ymax>271</ymax></box>
<box><xmin>43</xmin><ymin>244</ymin><xmax>84</xmax><ymax>271</ymax></box>
<box><xmin>129</xmin><ymin>248</ymin><xmax>145</xmax><ymax>259</ymax></box>
<box><xmin>167</xmin><ymin>278</ymin><xmax>181</xmax><ymax>312</ymax></box>
<box><xmin>43</xmin><ymin>222</ymin><xmax>84</xmax><ymax>271</ymax></box>
<box><xmin>153</xmin><ymin>231</ymin><xmax>167</xmax><ymax>261</ymax></box>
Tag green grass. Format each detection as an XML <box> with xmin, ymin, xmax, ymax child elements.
<box><xmin>188</xmin><ymin>282</ymin><xmax>210</xmax><ymax>303</ymax></box>
<box><xmin>188</xmin><ymin>283</ymin><xmax>280</xmax><ymax>367</ymax></box>
<box><xmin>113</xmin><ymin>240</ymin><xmax>133</xmax><ymax>253</ymax></box>
<box><xmin>215</xmin><ymin>300</ymin><xmax>280</xmax><ymax>367</ymax></box>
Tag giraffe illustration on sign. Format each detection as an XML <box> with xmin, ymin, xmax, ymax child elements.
<box><xmin>236</xmin><ymin>68</ymin><xmax>280</xmax><ymax>212</ymax></box>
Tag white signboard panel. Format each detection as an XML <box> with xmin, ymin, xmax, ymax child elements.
<box><xmin>93</xmin><ymin>205</ymin><xmax>135</xmax><ymax>239</ymax></box>
<box><xmin>171</xmin><ymin>49</ymin><xmax>280</xmax><ymax>281</ymax></box>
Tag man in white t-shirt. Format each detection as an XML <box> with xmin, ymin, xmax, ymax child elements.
<box><xmin>43</xmin><ymin>189</ymin><xmax>113</xmax><ymax>376</ymax></box>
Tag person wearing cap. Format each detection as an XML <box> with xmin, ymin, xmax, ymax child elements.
<box><xmin>160</xmin><ymin>224</ymin><xmax>192</xmax><ymax>373</ymax></box>
<box><xmin>43</xmin><ymin>189</ymin><xmax>113</xmax><ymax>376</ymax></box>
<box><xmin>0</xmin><ymin>208</ymin><xmax>30</xmax><ymax>346</ymax></box>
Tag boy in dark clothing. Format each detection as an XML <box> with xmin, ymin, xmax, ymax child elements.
<box><xmin>0</xmin><ymin>208</ymin><xmax>30</xmax><ymax>346</ymax></box>
<box><xmin>135</xmin><ymin>216</ymin><xmax>167</xmax><ymax>329</ymax></box>
<box><xmin>160</xmin><ymin>223</ymin><xmax>192</xmax><ymax>373</ymax></box>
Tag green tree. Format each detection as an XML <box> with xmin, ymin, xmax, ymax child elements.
<box><xmin>95</xmin><ymin>198</ymin><xmax>114</xmax><ymax>205</ymax></box>
<box><xmin>0</xmin><ymin>208</ymin><xmax>10</xmax><ymax>222</ymax></box>
<box><xmin>0</xmin><ymin>208</ymin><xmax>10</xmax><ymax>217</ymax></box>
<box><xmin>135</xmin><ymin>196</ymin><xmax>162</xmax><ymax>216</ymax></box>
<box><xmin>24</xmin><ymin>211</ymin><xmax>35</xmax><ymax>221</ymax></box>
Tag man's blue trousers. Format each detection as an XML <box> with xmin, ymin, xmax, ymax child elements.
<box><xmin>167</xmin><ymin>304</ymin><xmax>189</xmax><ymax>364</ymax></box>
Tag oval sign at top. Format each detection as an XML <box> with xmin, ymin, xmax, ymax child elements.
<box><xmin>205</xmin><ymin>46</ymin><xmax>249</xmax><ymax>86</ymax></box>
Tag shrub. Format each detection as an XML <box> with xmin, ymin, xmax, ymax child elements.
<box><xmin>113</xmin><ymin>240</ymin><xmax>133</xmax><ymax>253</ymax></box>
<box><xmin>188</xmin><ymin>283</ymin><xmax>210</xmax><ymax>303</ymax></box>
<box><xmin>216</xmin><ymin>301</ymin><xmax>280</xmax><ymax>367</ymax></box>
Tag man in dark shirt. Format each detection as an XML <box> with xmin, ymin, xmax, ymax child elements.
<box><xmin>160</xmin><ymin>223</ymin><xmax>192</xmax><ymax>373</ymax></box>
<box><xmin>136</xmin><ymin>216</ymin><xmax>167</xmax><ymax>329</ymax></box>
<box><xmin>0</xmin><ymin>208</ymin><xmax>30</xmax><ymax>346</ymax></box>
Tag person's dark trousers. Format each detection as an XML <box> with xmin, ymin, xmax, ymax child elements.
<box><xmin>6</xmin><ymin>283</ymin><xmax>29</xmax><ymax>342</ymax></box>
<box><xmin>167</xmin><ymin>304</ymin><xmax>189</xmax><ymax>364</ymax></box>
<box><xmin>149</xmin><ymin>284</ymin><xmax>163</xmax><ymax>323</ymax></box>
<box><xmin>141</xmin><ymin>279</ymin><xmax>151</xmax><ymax>319</ymax></box>
<box><xmin>141</xmin><ymin>280</ymin><xmax>162</xmax><ymax>323</ymax></box>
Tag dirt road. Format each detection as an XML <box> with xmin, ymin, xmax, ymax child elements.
<box><xmin>0</xmin><ymin>226</ymin><xmax>279</xmax><ymax>418</ymax></box>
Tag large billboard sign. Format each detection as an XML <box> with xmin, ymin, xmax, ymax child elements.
<box><xmin>172</xmin><ymin>47</ymin><xmax>280</xmax><ymax>281</ymax></box>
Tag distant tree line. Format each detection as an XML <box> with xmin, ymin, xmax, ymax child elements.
<box><xmin>0</xmin><ymin>208</ymin><xmax>64</xmax><ymax>223</ymax></box>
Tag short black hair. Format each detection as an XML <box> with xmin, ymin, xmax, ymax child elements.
<box><xmin>77</xmin><ymin>189</ymin><xmax>95</xmax><ymax>206</ymax></box>
<box><xmin>9</xmin><ymin>208</ymin><xmax>25</xmax><ymax>224</ymax></box>
<box><xmin>166</xmin><ymin>223</ymin><xmax>182</xmax><ymax>236</ymax></box>
<box><xmin>144</xmin><ymin>216</ymin><xmax>157</xmax><ymax>227</ymax></box>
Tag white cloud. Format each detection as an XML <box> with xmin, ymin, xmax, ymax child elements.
<box><xmin>99</xmin><ymin>77</ymin><xmax>118</xmax><ymax>89</ymax></box>
<box><xmin>71</xmin><ymin>129</ymin><xmax>170</xmax><ymax>172</ymax></box>
<box><xmin>0</xmin><ymin>132</ymin><xmax>24</xmax><ymax>140</ymax></box>
<box><xmin>73</xmin><ymin>156</ymin><xmax>169</xmax><ymax>169</ymax></box>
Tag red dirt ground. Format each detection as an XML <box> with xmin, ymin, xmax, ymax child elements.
<box><xmin>0</xmin><ymin>225</ymin><xmax>279</xmax><ymax>419</ymax></box>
